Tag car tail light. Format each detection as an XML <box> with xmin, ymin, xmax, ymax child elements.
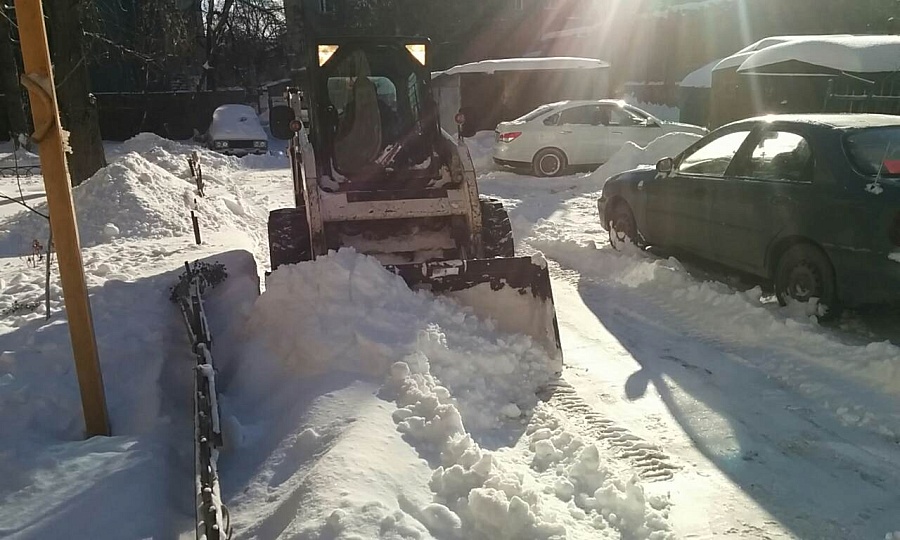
<box><xmin>498</xmin><ymin>131</ymin><xmax>522</xmax><ymax>143</ymax></box>
<box><xmin>890</xmin><ymin>211</ymin><xmax>900</xmax><ymax>247</ymax></box>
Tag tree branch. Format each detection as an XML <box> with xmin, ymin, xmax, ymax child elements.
<box><xmin>0</xmin><ymin>193</ymin><xmax>49</xmax><ymax>219</ymax></box>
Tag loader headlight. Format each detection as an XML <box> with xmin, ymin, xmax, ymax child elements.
<box><xmin>318</xmin><ymin>45</ymin><xmax>338</xmax><ymax>66</ymax></box>
<box><xmin>405</xmin><ymin>44</ymin><xmax>426</xmax><ymax>65</ymax></box>
<box><xmin>214</xmin><ymin>140</ymin><xmax>229</xmax><ymax>149</ymax></box>
<box><xmin>253</xmin><ymin>140</ymin><xmax>267</xmax><ymax>149</ymax></box>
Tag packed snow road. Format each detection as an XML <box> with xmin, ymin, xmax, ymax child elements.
<box><xmin>475</xmin><ymin>165</ymin><xmax>900</xmax><ymax>539</ymax></box>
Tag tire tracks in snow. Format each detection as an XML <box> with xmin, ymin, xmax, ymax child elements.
<box><xmin>538</xmin><ymin>378</ymin><xmax>680</xmax><ymax>482</ymax></box>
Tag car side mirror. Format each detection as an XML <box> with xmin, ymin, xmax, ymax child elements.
<box><xmin>270</xmin><ymin>105</ymin><xmax>296</xmax><ymax>140</ymax></box>
<box><xmin>656</xmin><ymin>157</ymin><xmax>674</xmax><ymax>174</ymax></box>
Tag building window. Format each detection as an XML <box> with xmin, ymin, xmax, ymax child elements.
<box><xmin>512</xmin><ymin>0</ymin><xmax>524</xmax><ymax>10</ymax></box>
<box><xmin>319</xmin><ymin>0</ymin><xmax>335</xmax><ymax>14</ymax></box>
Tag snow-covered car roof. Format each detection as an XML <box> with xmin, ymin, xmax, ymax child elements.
<box><xmin>208</xmin><ymin>104</ymin><xmax>267</xmax><ymax>141</ymax></box>
<box><xmin>435</xmin><ymin>57</ymin><xmax>610</xmax><ymax>78</ymax></box>
<box><xmin>537</xmin><ymin>99</ymin><xmax>635</xmax><ymax>109</ymax></box>
<box><xmin>728</xmin><ymin>113</ymin><xmax>900</xmax><ymax>130</ymax></box>
<box><xmin>736</xmin><ymin>35</ymin><xmax>900</xmax><ymax>75</ymax></box>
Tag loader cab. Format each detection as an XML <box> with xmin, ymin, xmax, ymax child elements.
<box><xmin>306</xmin><ymin>38</ymin><xmax>443</xmax><ymax>188</ymax></box>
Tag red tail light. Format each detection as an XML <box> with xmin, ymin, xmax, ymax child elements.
<box><xmin>890</xmin><ymin>212</ymin><xmax>900</xmax><ymax>247</ymax></box>
<box><xmin>498</xmin><ymin>131</ymin><xmax>522</xmax><ymax>143</ymax></box>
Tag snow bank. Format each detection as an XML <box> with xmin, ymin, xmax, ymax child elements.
<box><xmin>0</xmin><ymin>134</ymin><xmax>268</xmax><ymax>255</ymax></box>
<box><xmin>465</xmin><ymin>131</ymin><xmax>499</xmax><ymax>174</ymax></box>
<box><xmin>585</xmin><ymin>132</ymin><xmax>702</xmax><ymax>188</ymax></box>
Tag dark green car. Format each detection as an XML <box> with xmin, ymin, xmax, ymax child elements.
<box><xmin>598</xmin><ymin>114</ymin><xmax>900</xmax><ymax>318</ymax></box>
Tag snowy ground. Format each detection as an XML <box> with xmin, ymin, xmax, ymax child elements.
<box><xmin>1</xmin><ymin>132</ymin><xmax>899</xmax><ymax>540</ymax></box>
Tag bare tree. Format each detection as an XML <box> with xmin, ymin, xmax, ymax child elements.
<box><xmin>43</xmin><ymin>0</ymin><xmax>106</xmax><ymax>186</ymax></box>
<box><xmin>0</xmin><ymin>6</ymin><xmax>30</xmax><ymax>148</ymax></box>
<box><xmin>199</xmin><ymin>0</ymin><xmax>237</xmax><ymax>90</ymax></box>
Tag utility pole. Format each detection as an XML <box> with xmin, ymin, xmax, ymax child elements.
<box><xmin>15</xmin><ymin>0</ymin><xmax>110</xmax><ymax>437</ymax></box>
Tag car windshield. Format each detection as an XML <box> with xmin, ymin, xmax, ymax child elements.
<box><xmin>844</xmin><ymin>127</ymin><xmax>900</xmax><ymax>178</ymax></box>
<box><xmin>515</xmin><ymin>105</ymin><xmax>553</xmax><ymax>122</ymax></box>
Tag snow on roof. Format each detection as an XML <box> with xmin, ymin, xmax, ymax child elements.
<box><xmin>679</xmin><ymin>58</ymin><xmax>723</xmax><ymax>88</ymax></box>
<box><xmin>657</xmin><ymin>0</ymin><xmax>733</xmax><ymax>13</ymax></box>
<box><xmin>737</xmin><ymin>35</ymin><xmax>900</xmax><ymax>75</ymax></box>
<box><xmin>541</xmin><ymin>24</ymin><xmax>600</xmax><ymax>41</ymax></box>
<box><xmin>438</xmin><ymin>57</ymin><xmax>610</xmax><ymax>78</ymax></box>
<box><xmin>713</xmin><ymin>36</ymin><xmax>820</xmax><ymax>72</ymax></box>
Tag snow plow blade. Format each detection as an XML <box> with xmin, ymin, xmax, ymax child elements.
<box><xmin>388</xmin><ymin>257</ymin><xmax>563</xmax><ymax>369</ymax></box>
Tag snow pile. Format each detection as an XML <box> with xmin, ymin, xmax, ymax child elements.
<box><xmin>586</xmin><ymin>132</ymin><xmax>702</xmax><ymax>188</ymax></box>
<box><xmin>0</xmin><ymin>135</ymin><xmax>268</xmax><ymax>255</ymax></box>
<box><xmin>465</xmin><ymin>131</ymin><xmax>499</xmax><ymax>174</ymax></box>
<box><xmin>223</xmin><ymin>249</ymin><xmax>669</xmax><ymax>538</ymax></box>
<box><xmin>242</xmin><ymin>249</ymin><xmax>555</xmax><ymax>432</ymax></box>
<box><xmin>384</xmin><ymin>365</ymin><xmax>673</xmax><ymax>539</ymax></box>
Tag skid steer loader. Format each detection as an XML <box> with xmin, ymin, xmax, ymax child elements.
<box><xmin>268</xmin><ymin>32</ymin><xmax>562</xmax><ymax>364</ymax></box>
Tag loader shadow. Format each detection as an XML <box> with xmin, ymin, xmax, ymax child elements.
<box><xmin>570</xmin><ymin>273</ymin><xmax>900</xmax><ymax>540</ymax></box>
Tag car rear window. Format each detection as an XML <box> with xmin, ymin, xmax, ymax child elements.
<box><xmin>515</xmin><ymin>105</ymin><xmax>553</xmax><ymax>122</ymax></box>
<box><xmin>844</xmin><ymin>127</ymin><xmax>900</xmax><ymax>178</ymax></box>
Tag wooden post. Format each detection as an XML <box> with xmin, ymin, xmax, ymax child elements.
<box><xmin>15</xmin><ymin>0</ymin><xmax>110</xmax><ymax>437</ymax></box>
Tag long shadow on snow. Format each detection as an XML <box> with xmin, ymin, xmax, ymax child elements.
<box><xmin>646</xmin><ymin>245</ymin><xmax>900</xmax><ymax>347</ymax></box>
<box><xmin>565</xmin><ymin>252</ymin><xmax>900</xmax><ymax>540</ymax></box>
<box><xmin>0</xmin><ymin>265</ymin><xmax>199</xmax><ymax>539</ymax></box>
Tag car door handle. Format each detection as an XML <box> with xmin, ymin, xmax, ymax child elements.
<box><xmin>611</xmin><ymin>131</ymin><xmax>623</xmax><ymax>135</ymax></box>
<box><xmin>560</xmin><ymin>129</ymin><xmax>573</xmax><ymax>134</ymax></box>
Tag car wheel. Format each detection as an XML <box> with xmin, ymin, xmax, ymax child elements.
<box><xmin>532</xmin><ymin>148</ymin><xmax>567</xmax><ymax>177</ymax></box>
<box><xmin>608</xmin><ymin>201</ymin><xmax>641</xmax><ymax>250</ymax></box>
<box><xmin>774</xmin><ymin>243</ymin><xmax>841</xmax><ymax>320</ymax></box>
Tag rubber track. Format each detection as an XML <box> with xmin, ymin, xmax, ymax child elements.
<box><xmin>538</xmin><ymin>378</ymin><xmax>679</xmax><ymax>482</ymax></box>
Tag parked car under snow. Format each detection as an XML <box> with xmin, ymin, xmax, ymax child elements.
<box><xmin>207</xmin><ymin>104</ymin><xmax>269</xmax><ymax>156</ymax></box>
<box><xmin>492</xmin><ymin>100</ymin><xmax>707</xmax><ymax>177</ymax></box>
<box><xmin>598</xmin><ymin>113</ymin><xmax>900</xmax><ymax>319</ymax></box>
